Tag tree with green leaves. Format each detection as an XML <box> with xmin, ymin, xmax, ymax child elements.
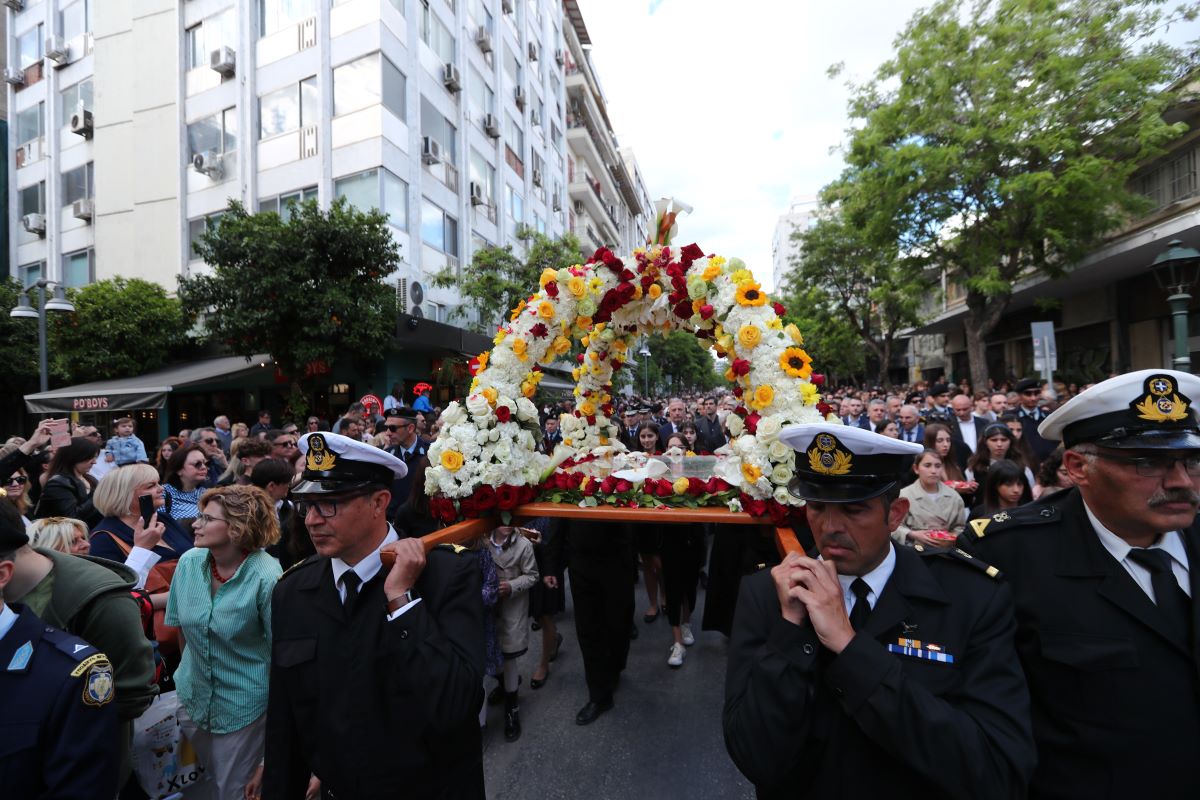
<box><xmin>0</xmin><ymin>277</ymin><xmax>43</xmax><ymax>388</ymax></box>
<box><xmin>179</xmin><ymin>198</ymin><xmax>400</xmax><ymax>416</ymax></box>
<box><xmin>434</xmin><ymin>227</ymin><xmax>585</xmax><ymax>334</ymax></box>
<box><xmin>48</xmin><ymin>277</ymin><xmax>190</xmax><ymax>384</ymax></box>
<box><xmin>786</xmin><ymin>192</ymin><xmax>930</xmax><ymax>388</ymax></box>
<box><xmin>641</xmin><ymin>331</ymin><xmax>723</xmax><ymax>394</ymax></box>
<box><xmin>837</xmin><ymin>0</ymin><xmax>1195</xmax><ymax>389</ymax></box>
<box><xmin>779</xmin><ymin>283</ymin><xmax>867</xmax><ymax>386</ymax></box>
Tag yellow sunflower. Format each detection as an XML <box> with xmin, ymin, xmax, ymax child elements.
<box><xmin>440</xmin><ymin>450</ymin><xmax>465</xmax><ymax>472</ymax></box>
<box><xmin>510</xmin><ymin>300</ymin><xmax>527</xmax><ymax>321</ymax></box>
<box><xmin>735</xmin><ymin>282</ymin><xmax>768</xmax><ymax>307</ymax></box>
<box><xmin>780</xmin><ymin>347</ymin><xmax>813</xmax><ymax>379</ymax></box>
<box><xmin>738</xmin><ymin>324</ymin><xmax>762</xmax><ymax>349</ymax></box>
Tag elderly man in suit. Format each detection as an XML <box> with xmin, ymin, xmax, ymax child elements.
<box><xmin>963</xmin><ymin>369</ymin><xmax>1200</xmax><ymax>798</ymax></box>
<box><xmin>947</xmin><ymin>393</ymin><xmax>990</xmax><ymax>470</ymax></box>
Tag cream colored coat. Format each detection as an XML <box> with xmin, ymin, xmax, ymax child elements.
<box><xmin>893</xmin><ymin>481</ymin><xmax>966</xmax><ymax>544</ymax></box>
<box><xmin>488</xmin><ymin>531</ymin><xmax>539</xmax><ymax>656</ymax></box>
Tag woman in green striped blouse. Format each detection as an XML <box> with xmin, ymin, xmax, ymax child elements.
<box><xmin>165</xmin><ymin>485</ymin><xmax>282</xmax><ymax>800</ymax></box>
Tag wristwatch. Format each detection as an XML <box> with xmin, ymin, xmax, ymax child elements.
<box><xmin>386</xmin><ymin>588</ymin><xmax>420</xmax><ymax>614</ymax></box>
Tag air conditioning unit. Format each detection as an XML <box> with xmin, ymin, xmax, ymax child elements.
<box><xmin>530</xmin><ymin>109</ymin><xmax>541</xmax><ymax>126</ymax></box>
<box><xmin>483</xmin><ymin>114</ymin><xmax>500</xmax><ymax>138</ymax></box>
<box><xmin>552</xmin><ymin>196</ymin><xmax>562</xmax><ymax>212</ymax></box>
<box><xmin>475</xmin><ymin>26</ymin><xmax>493</xmax><ymax>54</ymax></box>
<box><xmin>210</xmin><ymin>46</ymin><xmax>236</xmax><ymax>76</ymax></box>
<box><xmin>192</xmin><ymin>150</ymin><xmax>223</xmax><ymax>178</ymax></box>
<box><xmin>421</xmin><ymin>136</ymin><xmax>442</xmax><ymax>165</ymax></box>
<box><xmin>16</xmin><ymin>140</ymin><xmax>40</xmax><ymax>168</ymax></box>
<box><xmin>3</xmin><ymin>0</ymin><xmax>24</xmax><ymax>11</ymax></box>
<box><xmin>554</xmin><ymin>49</ymin><xmax>564</xmax><ymax>67</ymax></box>
<box><xmin>442</xmin><ymin>63</ymin><xmax>461</xmax><ymax>93</ymax></box>
<box><xmin>45</xmin><ymin>36</ymin><xmax>68</xmax><ymax>66</ymax></box>
<box><xmin>22</xmin><ymin>213</ymin><xmax>46</xmax><ymax>235</ymax></box>
<box><xmin>527</xmin><ymin>43</ymin><xmax>538</xmax><ymax>61</ymax></box>
<box><xmin>573</xmin><ymin>200</ymin><xmax>584</xmax><ymax>215</ymax></box>
<box><xmin>70</xmin><ymin>107</ymin><xmax>93</xmax><ymax>138</ymax></box>
<box><xmin>4</xmin><ymin>68</ymin><xmax>24</xmax><ymax>85</ymax></box>
<box><xmin>533</xmin><ymin>168</ymin><xmax>543</xmax><ymax>187</ymax></box>
<box><xmin>469</xmin><ymin>181</ymin><xmax>485</xmax><ymax>206</ymax></box>
<box><xmin>501</xmin><ymin>0</ymin><xmax>514</xmax><ymax>13</ymax></box>
<box><xmin>513</xmin><ymin>86</ymin><xmax>526</xmax><ymax>109</ymax></box>
<box><xmin>72</xmin><ymin>198</ymin><xmax>94</xmax><ymax>221</ymax></box>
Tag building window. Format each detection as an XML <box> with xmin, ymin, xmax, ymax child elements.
<box><xmin>186</xmin><ymin>13</ymin><xmax>237</xmax><ymax>71</ymax></box>
<box><xmin>62</xmin><ymin>163</ymin><xmax>94</xmax><ymax>207</ymax></box>
<box><xmin>60</xmin><ymin>80</ymin><xmax>93</xmax><ymax>119</ymax></box>
<box><xmin>18</xmin><ymin>262</ymin><xmax>44</xmax><ymax>289</ymax></box>
<box><xmin>188</xmin><ymin>108</ymin><xmax>237</xmax><ymax>159</ymax></box>
<box><xmin>60</xmin><ymin>0</ymin><xmax>90</xmax><ymax>41</ymax></box>
<box><xmin>508</xmin><ymin>185</ymin><xmax>524</xmax><ymax>235</ymax></box>
<box><xmin>505</xmin><ymin>114</ymin><xmax>524</xmax><ymax>154</ymax></box>
<box><xmin>18</xmin><ymin>25</ymin><xmax>44</xmax><ymax>70</ymax></box>
<box><xmin>1139</xmin><ymin>145</ymin><xmax>1199</xmax><ymax>210</ymax></box>
<box><xmin>19</xmin><ymin>182</ymin><xmax>46</xmax><ymax>217</ymax></box>
<box><xmin>469</xmin><ymin>149</ymin><xmax>496</xmax><ymax>204</ymax></box>
<box><xmin>333</xmin><ymin>52</ymin><xmax>406</xmax><ymax>120</ymax></box>
<box><xmin>260</xmin><ymin>186</ymin><xmax>318</xmax><ymax>221</ymax></box>
<box><xmin>188</xmin><ymin>213</ymin><xmax>224</xmax><ymax>259</ymax></box>
<box><xmin>63</xmin><ymin>250</ymin><xmax>94</xmax><ymax>288</ymax></box>
<box><xmin>468</xmin><ymin>66</ymin><xmax>494</xmax><ymax>119</ymax></box>
<box><xmin>16</xmin><ymin>104</ymin><xmax>45</xmax><ymax>147</ymax></box>
<box><xmin>503</xmin><ymin>44</ymin><xmax>522</xmax><ymax>88</ymax></box>
<box><xmin>260</xmin><ymin>77</ymin><xmax>317</xmax><ymax>139</ymax></box>
<box><xmin>420</xmin><ymin>96</ymin><xmax>458</xmax><ymax>165</ymax></box>
<box><xmin>334</xmin><ymin>168</ymin><xmax>409</xmax><ymax>230</ymax></box>
<box><xmin>259</xmin><ymin>0</ymin><xmax>315</xmax><ymax>37</ymax></box>
<box><xmin>420</xmin><ymin>6</ymin><xmax>456</xmax><ymax>62</ymax></box>
<box><xmin>421</xmin><ymin>198</ymin><xmax>459</xmax><ymax>256</ymax></box>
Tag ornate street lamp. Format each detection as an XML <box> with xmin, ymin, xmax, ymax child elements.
<box><xmin>639</xmin><ymin>342</ymin><xmax>652</xmax><ymax>396</ymax></box>
<box><xmin>10</xmin><ymin>279</ymin><xmax>76</xmax><ymax>393</ymax></box>
<box><xmin>1152</xmin><ymin>240</ymin><xmax>1200</xmax><ymax>372</ymax></box>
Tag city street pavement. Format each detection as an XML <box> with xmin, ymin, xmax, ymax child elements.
<box><xmin>482</xmin><ymin>577</ymin><xmax>756</xmax><ymax>800</ymax></box>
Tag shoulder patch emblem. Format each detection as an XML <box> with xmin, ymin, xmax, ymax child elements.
<box><xmin>6</xmin><ymin>641</ymin><xmax>33</xmax><ymax>671</ymax></box>
<box><xmin>70</xmin><ymin>652</ymin><xmax>110</xmax><ymax>678</ymax></box>
<box><xmin>991</xmin><ymin>511</ymin><xmax>1010</xmax><ymax>523</ymax></box>
<box><xmin>82</xmin><ymin>659</ymin><xmax>114</xmax><ymax>707</ymax></box>
<box><xmin>970</xmin><ymin>518</ymin><xmax>991</xmax><ymax>538</ymax></box>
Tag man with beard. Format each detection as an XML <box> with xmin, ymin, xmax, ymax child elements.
<box><xmin>963</xmin><ymin>370</ymin><xmax>1200</xmax><ymax>798</ymax></box>
<box><xmin>724</xmin><ymin>424</ymin><xmax>1034</xmax><ymax>799</ymax></box>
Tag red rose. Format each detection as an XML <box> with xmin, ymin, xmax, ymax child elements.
<box><xmin>699</xmin><ymin>304</ymin><xmax>715</xmax><ymax>320</ymax></box>
<box><xmin>745</xmin><ymin>413</ymin><xmax>760</xmax><ymax>435</ymax></box>
<box><xmin>570</xmin><ymin>471</ymin><xmax>586</xmax><ymax>488</ymax></box>
<box><xmin>706</xmin><ymin>477</ymin><xmax>730</xmax><ymax>494</ymax></box>
<box><xmin>732</xmin><ymin>358</ymin><xmax>751</xmax><ymax>376</ymax></box>
<box><xmin>430</xmin><ymin>497</ymin><xmax>458</xmax><ymax>523</ymax></box>
<box><xmin>654</xmin><ymin>479</ymin><xmax>674</xmax><ymax>497</ymax></box>
<box><xmin>601</xmin><ymin>403</ymin><xmax>614</xmax><ymax>416</ymax></box>
<box><xmin>766</xmin><ymin>499</ymin><xmax>789</xmax><ymax>527</ymax></box>
<box><xmin>521</xmin><ymin>485</ymin><xmax>538</xmax><ymax>503</ymax></box>
<box><xmin>530</xmin><ymin>323</ymin><xmax>549</xmax><ymax>338</ymax></box>
<box><xmin>641</xmin><ymin>275</ymin><xmax>655</xmax><ymax>290</ymax></box>
<box><xmin>577</xmin><ymin>353</ymin><xmax>586</xmax><ymax>364</ymax></box>
<box><xmin>610</xmin><ymin>360</ymin><xmax>623</xmax><ymax>372</ymax></box>
<box><xmin>545</xmin><ymin>281</ymin><xmax>559</xmax><ymax>298</ymax></box>
<box><xmin>733</xmin><ymin>405</ymin><xmax>748</xmax><ymax>419</ymax></box>
<box><xmin>687</xmin><ymin>477</ymin><xmax>706</xmax><ymax>496</ymax></box>
<box><xmin>772</xmin><ymin>302</ymin><xmax>786</xmax><ymax>316</ymax></box>
<box><xmin>680</xmin><ymin>243</ymin><xmax>705</xmax><ymax>261</ymax></box>
<box><xmin>459</xmin><ymin>496</ymin><xmax>480</xmax><ymax>518</ymax></box>
<box><xmin>816</xmin><ymin>401</ymin><xmax>833</xmax><ymax>417</ymax></box>
<box><xmin>475</xmin><ymin>484</ymin><xmax>498</xmax><ymax>510</ymax></box>
<box><xmin>496</xmin><ymin>484</ymin><xmax>521</xmax><ymax>510</ymax></box>
<box><xmin>600</xmin><ymin>476</ymin><xmax>617</xmax><ymax>495</ymax></box>
<box><xmin>592</xmin><ymin>247</ymin><xmax>613</xmax><ymax>264</ymax></box>
<box><xmin>495</xmin><ymin>406</ymin><xmax>511</xmax><ymax>423</ymax></box>
<box><xmin>673</xmin><ymin>300</ymin><xmax>694</xmax><ymax>319</ymax></box>
<box><xmin>666</xmin><ymin>263</ymin><xmax>686</xmax><ymax>279</ymax></box>
<box><xmin>741</xmin><ymin>494</ymin><xmax>767</xmax><ymax>517</ymax></box>
<box><xmin>582</xmin><ymin>479</ymin><xmax>598</xmax><ymax>496</ymax></box>
<box><xmin>620</xmin><ymin>269</ymin><xmax>635</xmax><ymax>282</ymax></box>
<box><xmin>615</xmin><ymin>478</ymin><xmax>633</xmax><ymax>494</ymax></box>
<box><xmin>811</xmin><ymin>373</ymin><xmax>825</xmax><ymax>386</ymax></box>
<box><xmin>732</xmin><ymin>386</ymin><xmax>743</xmax><ymax>397</ymax></box>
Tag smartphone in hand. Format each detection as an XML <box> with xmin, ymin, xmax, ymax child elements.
<box><xmin>47</xmin><ymin>419</ymin><xmax>70</xmax><ymax>449</ymax></box>
<box><xmin>138</xmin><ymin>494</ymin><xmax>156</xmax><ymax>528</ymax></box>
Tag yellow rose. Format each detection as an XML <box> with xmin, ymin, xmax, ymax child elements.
<box><xmin>576</xmin><ymin>316</ymin><xmax>593</xmax><ymax>329</ymax></box>
<box><xmin>725</xmin><ymin>367</ymin><xmax>736</xmax><ymax>382</ymax></box>
<box><xmin>580</xmin><ymin>401</ymin><xmax>596</xmax><ymax>416</ymax></box>
<box><xmin>482</xmin><ymin>387</ymin><xmax>498</xmax><ymax>405</ymax></box>
<box><xmin>522</xmin><ymin>383</ymin><xmax>537</xmax><ymax>398</ymax></box>
<box><xmin>785</xmin><ymin>323</ymin><xmax>804</xmax><ymax>346</ymax></box>
<box><xmin>741</xmin><ymin>462</ymin><xmax>763</xmax><ymax>483</ymax></box>
<box><xmin>589</xmin><ymin>352</ymin><xmax>600</xmax><ymax>362</ymax></box>
<box><xmin>440</xmin><ymin>450</ymin><xmax>465</xmax><ymax>472</ymax></box>
<box><xmin>567</xmin><ymin>276</ymin><xmax>587</xmax><ymax>298</ymax></box>
<box><xmin>611</xmin><ymin>339</ymin><xmax>628</xmax><ymax>353</ymax></box>
<box><xmin>552</xmin><ymin>336</ymin><xmax>572</xmax><ymax>355</ymax></box>
<box><xmin>633</xmin><ymin>285</ymin><xmax>643</xmax><ymax>299</ymax></box>
<box><xmin>701</xmin><ymin>263</ymin><xmax>721</xmax><ymax>281</ymax></box>
<box><xmin>750</xmin><ymin>384</ymin><xmax>775</xmax><ymax>410</ymax></box>
<box><xmin>738</xmin><ymin>325</ymin><xmax>762</xmax><ymax>349</ymax></box>
<box><xmin>673</xmin><ymin>477</ymin><xmax>691</xmax><ymax>495</ymax></box>
<box><xmin>648</xmin><ymin>283</ymin><xmax>662</xmax><ymax>299</ymax></box>
<box><xmin>511</xmin><ymin>339</ymin><xmax>528</xmax><ymax>358</ymax></box>
<box><xmin>539</xmin><ymin>268</ymin><xmax>558</xmax><ymax>287</ymax></box>
<box><xmin>599</xmin><ymin>435</ymin><xmax>609</xmax><ymax>445</ymax></box>
<box><xmin>581</xmin><ymin>336</ymin><xmax>590</xmax><ymax>347</ymax></box>
<box><xmin>538</xmin><ymin>301</ymin><xmax>555</xmax><ymax>319</ymax></box>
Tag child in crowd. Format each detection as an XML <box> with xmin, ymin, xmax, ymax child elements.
<box><xmin>488</xmin><ymin>525</ymin><xmax>539</xmax><ymax>743</ymax></box>
<box><xmin>105</xmin><ymin>417</ymin><xmax>149</xmax><ymax>466</ymax></box>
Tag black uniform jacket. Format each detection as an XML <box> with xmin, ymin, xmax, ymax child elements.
<box><xmin>963</xmin><ymin>488</ymin><xmax>1200</xmax><ymax>799</ymax></box>
<box><xmin>0</xmin><ymin>604</ymin><xmax>119</xmax><ymax>800</ymax></box>
<box><xmin>723</xmin><ymin>543</ymin><xmax>1034</xmax><ymax>800</ymax></box>
<box><xmin>264</xmin><ymin>545</ymin><xmax>485</xmax><ymax>800</ymax></box>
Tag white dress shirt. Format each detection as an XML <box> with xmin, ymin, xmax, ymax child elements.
<box><xmin>821</xmin><ymin>541</ymin><xmax>897</xmax><ymax>617</ymax></box>
<box><xmin>330</xmin><ymin>526</ymin><xmax>422</xmax><ymax>620</ymax></box>
<box><xmin>1083</xmin><ymin>501</ymin><xmax>1191</xmax><ymax>602</ymax></box>
<box><xmin>956</xmin><ymin>417</ymin><xmax>978</xmax><ymax>453</ymax></box>
<box><xmin>0</xmin><ymin>602</ymin><xmax>17</xmax><ymax>642</ymax></box>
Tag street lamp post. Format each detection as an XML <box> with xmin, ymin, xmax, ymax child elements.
<box><xmin>639</xmin><ymin>341</ymin><xmax>652</xmax><ymax>396</ymax></box>
<box><xmin>1151</xmin><ymin>239</ymin><xmax>1200</xmax><ymax>372</ymax></box>
<box><xmin>10</xmin><ymin>279</ymin><xmax>76</xmax><ymax>393</ymax></box>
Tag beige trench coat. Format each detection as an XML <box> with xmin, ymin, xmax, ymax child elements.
<box><xmin>488</xmin><ymin>531</ymin><xmax>539</xmax><ymax>656</ymax></box>
<box><xmin>893</xmin><ymin>481</ymin><xmax>966</xmax><ymax>544</ymax></box>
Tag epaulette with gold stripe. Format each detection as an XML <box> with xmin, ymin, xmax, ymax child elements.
<box><xmin>278</xmin><ymin>555</ymin><xmax>321</xmax><ymax>582</ymax></box>
<box><xmin>914</xmin><ymin>544</ymin><xmax>1003</xmax><ymax>580</ymax></box>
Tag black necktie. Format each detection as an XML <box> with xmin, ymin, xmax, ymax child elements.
<box><xmin>848</xmin><ymin>578</ymin><xmax>873</xmax><ymax>631</ymax></box>
<box><xmin>340</xmin><ymin>571</ymin><xmax>362</xmax><ymax>609</ymax></box>
<box><xmin>1127</xmin><ymin>548</ymin><xmax>1191</xmax><ymax>641</ymax></box>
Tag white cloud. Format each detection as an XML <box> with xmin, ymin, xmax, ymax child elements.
<box><xmin>576</xmin><ymin>0</ymin><xmax>929</xmax><ymax>290</ymax></box>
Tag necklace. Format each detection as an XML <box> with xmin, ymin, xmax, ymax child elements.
<box><xmin>211</xmin><ymin>553</ymin><xmax>247</xmax><ymax>584</ymax></box>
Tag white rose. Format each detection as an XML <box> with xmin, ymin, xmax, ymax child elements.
<box><xmin>726</xmin><ymin>414</ymin><xmax>745</xmax><ymax>436</ymax></box>
<box><xmin>465</xmin><ymin>393</ymin><xmax>490</xmax><ymax>417</ymax></box>
<box><xmin>756</xmin><ymin>415</ymin><xmax>782</xmax><ymax>442</ymax></box>
<box><xmin>516</xmin><ymin>397</ymin><xmax>538</xmax><ymax>421</ymax></box>
<box><xmin>774</xmin><ymin>486</ymin><xmax>795</xmax><ymax>506</ymax></box>
<box><xmin>771</xmin><ymin>463</ymin><xmax>794</xmax><ymax>485</ymax></box>
<box><xmin>487</xmin><ymin>428</ymin><xmax>500</xmax><ymax>442</ymax></box>
<box><xmin>768</xmin><ymin>440</ymin><xmax>792</xmax><ymax>462</ymax></box>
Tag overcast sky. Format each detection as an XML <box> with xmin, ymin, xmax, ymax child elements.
<box><xmin>575</xmin><ymin>0</ymin><xmax>932</xmax><ymax>290</ymax></box>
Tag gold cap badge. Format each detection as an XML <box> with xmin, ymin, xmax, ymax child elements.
<box><xmin>305</xmin><ymin>434</ymin><xmax>338</xmax><ymax>472</ymax></box>
<box><xmin>1131</xmin><ymin>375</ymin><xmax>1191</xmax><ymax>424</ymax></box>
<box><xmin>807</xmin><ymin>432</ymin><xmax>853</xmax><ymax>476</ymax></box>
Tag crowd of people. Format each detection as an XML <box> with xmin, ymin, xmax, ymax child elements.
<box><xmin>3</xmin><ymin>366</ymin><xmax>1198</xmax><ymax>799</ymax></box>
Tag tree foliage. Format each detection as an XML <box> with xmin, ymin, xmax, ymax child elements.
<box><xmin>636</xmin><ymin>331</ymin><xmax>723</xmax><ymax>395</ymax></box>
<box><xmin>48</xmin><ymin>277</ymin><xmax>190</xmax><ymax>384</ymax></box>
<box><xmin>179</xmin><ymin>198</ymin><xmax>400</xmax><ymax>413</ymax></box>
<box><xmin>779</xmin><ymin>283</ymin><xmax>867</xmax><ymax>385</ymax></box>
<box><xmin>434</xmin><ymin>227</ymin><xmax>585</xmax><ymax>334</ymax></box>
<box><xmin>837</xmin><ymin>0</ymin><xmax>1195</xmax><ymax>388</ymax></box>
<box><xmin>0</xmin><ymin>277</ymin><xmax>43</xmax><ymax>389</ymax></box>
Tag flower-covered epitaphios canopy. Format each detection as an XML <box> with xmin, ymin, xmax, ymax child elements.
<box><xmin>425</xmin><ymin>221</ymin><xmax>834</xmax><ymax>524</ymax></box>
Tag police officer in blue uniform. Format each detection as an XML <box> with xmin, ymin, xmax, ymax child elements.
<box><xmin>723</xmin><ymin>424</ymin><xmax>1035</xmax><ymax>799</ymax></box>
<box><xmin>0</xmin><ymin>521</ymin><xmax>119</xmax><ymax>799</ymax></box>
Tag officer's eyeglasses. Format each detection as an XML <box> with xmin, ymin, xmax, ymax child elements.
<box><xmin>1092</xmin><ymin>452</ymin><xmax>1200</xmax><ymax>478</ymax></box>
<box><xmin>295</xmin><ymin>492</ymin><xmax>372</xmax><ymax>519</ymax></box>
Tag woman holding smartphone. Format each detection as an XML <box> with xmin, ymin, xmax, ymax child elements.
<box><xmin>33</xmin><ymin>436</ymin><xmax>102</xmax><ymax>527</ymax></box>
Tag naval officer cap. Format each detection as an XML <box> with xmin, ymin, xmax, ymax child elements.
<box><xmin>291</xmin><ymin>432</ymin><xmax>407</xmax><ymax>496</ymax></box>
<box><xmin>1039</xmin><ymin>369</ymin><xmax>1200</xmax><ymax>450</ymax></box>
<box><xmin>779</xmin><ymin>423</ymin><xmax>924</xmax><ymax>503</ymax></box>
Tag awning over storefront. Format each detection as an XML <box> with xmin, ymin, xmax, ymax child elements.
<box><xmin>24</xmin><ymin>354</ymin><xmax>271</xmax><ymax>414</ymax></box>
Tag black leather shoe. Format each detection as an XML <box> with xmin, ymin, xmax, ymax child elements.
<box><xmin>504</xmin><ymin>708</ymin><xmax>522</xmax><ymax>742</ymax></box>
<box><xmin>530</xmin><ymin>666</ymin><xmax>550</xmax><ymax>690</ymax></box>
<box><xmin>575</xmin><ymin>699</ymin><xmax>614</xmax><ymax>726</ymax></box>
